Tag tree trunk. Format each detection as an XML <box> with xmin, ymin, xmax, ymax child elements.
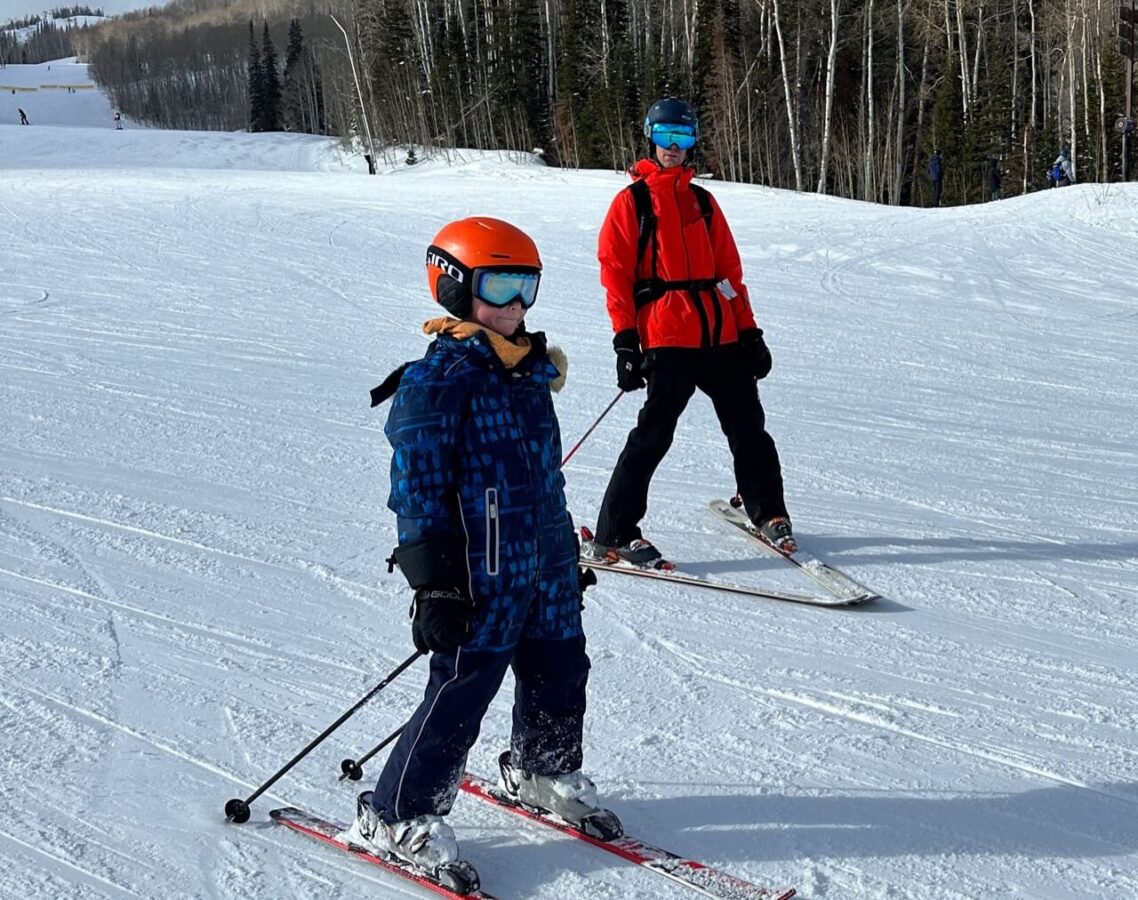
<box><xmin>817</xmin><ymin>0</ymin><xmax>841</xmax><ymax>193</ymax></box>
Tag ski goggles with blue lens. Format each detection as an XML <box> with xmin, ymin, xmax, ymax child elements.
<box><xmin>650</xmin><ymin>123</ymin><xmax>697</xmax><ymax>150</ymax></box>
<box><xmin>473</xmin><ymin>269</ymin><xmax>541</xmax><ymax>308</ymax></box>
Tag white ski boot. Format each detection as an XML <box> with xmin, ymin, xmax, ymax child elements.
<box><xmin>497</xmin><ymin>751</ymin><xmax>623</xmax><ymax>841</ymax></box>
<box><xmin>343</xmin><ymin>792</ymin><xmax>479</xmax><ymax>893</ymax></box>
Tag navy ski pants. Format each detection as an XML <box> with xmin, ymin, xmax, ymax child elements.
<box><xmin>370</xmin><ymin>634</ymin><xmax>589</xmax><ymax>822</ymax></box>
<box><xmin>595</xmin><ymin>345</ymin><xmax>788</xmax><ymax>546</ymax></box>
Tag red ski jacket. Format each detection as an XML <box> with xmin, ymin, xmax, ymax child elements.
<box><xmin>597</xmin><ymin>160</ymin><xmax>757</xmax><ymax>350</ymax></box>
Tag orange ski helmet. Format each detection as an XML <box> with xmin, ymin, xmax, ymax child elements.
<box><xmin>426</xmin><ymin>217</ymin><xmax>542</xmax><ymax>317</ymax></box>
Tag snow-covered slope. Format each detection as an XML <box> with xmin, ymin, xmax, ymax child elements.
<box><xmin>1</xmin><ymin>72</ymin><xmax>1137</xmax><ymax>900</ymax></box>
<box><xmin>1</xmin><ymin>58</ymin><xmax>121</xmax><ymax>129</ymax></box>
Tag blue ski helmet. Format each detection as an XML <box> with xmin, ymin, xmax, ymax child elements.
<box><xmin>644</xmin><ymin>97</ymin><xmax>699</xmax><ymax>148</ymax></box>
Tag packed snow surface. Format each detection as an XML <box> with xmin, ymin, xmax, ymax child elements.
<box><xmin>2</xmin><ymin>62</ymin><xmax>1137</xmax><ymax>900</ymax></box>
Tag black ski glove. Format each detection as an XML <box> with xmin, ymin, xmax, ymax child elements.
<box><xmin>614</xmin><ymin>328</ymin><xmax>646</xmax><ymax>392</ymax></box>
<box><xmin>739</xmin><ymin>328</ymin><xmax>773</xmax><ymax>380</ymax></box>
<box><xmin>410</xmin><ymin>586</ymin><xmax>475</xmax><ymax>653</ymax></box>
<box><xmin>573</xmin><ymin>531</ymin><xmax>598</xmax><ymax>609</ymax></box>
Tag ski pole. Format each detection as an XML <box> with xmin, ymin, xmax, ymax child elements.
<box><xmin>338</xmin><ymin>722</ymin><xmax>406</xmax><ymax>782</ymax></box>
<box><xmin>224</xmin><ymin>649</ymin><xmax>424</xmax><ymax>823</ymax></box>
<box><xmin>561</xmin><ymin>390</ymin><xmax>624</xmax><ymax>468</ymax></box>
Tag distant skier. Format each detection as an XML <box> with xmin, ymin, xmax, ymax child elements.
<box><xmin>344</xmin><ymin>217</ymin><xmax>615</xmax><ymax>889</ymax></box>
<box><xmin>986</xmin><ymin>157</ymin><xmax>1002</xmax><ymax>201</ymax></box>
<box><xmin>18</xmin><ymin>108</ymin><xmax>28</xmax><ymax>125</ymax></box>
<box><xmin>927</xmin><ymin>149</ymin><xmax>944</xmax><ymax>207</ymax></box>
<box><xmin>114</xmin><ymin>112</ymin><xmax>122</xmax><ymax>130</ymax></box>
<box><xmin>1049</xmin><ymin>147</ymin><xmax>1075</xmax><ymax>187</ymax></box>
<box><xmin>583</xmin><ymin>96</ymin><xmax>795</xmax><ymax>569</ymax></box>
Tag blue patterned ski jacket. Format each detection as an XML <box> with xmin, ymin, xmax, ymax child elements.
<box><xmin>385</xmin><ymin>328</ymin><xmax>581</xmax><ymax>652</ymax></box>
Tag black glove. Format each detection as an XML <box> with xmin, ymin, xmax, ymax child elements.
<box><xmin>573</xmin><ymin>530</ymin><xmax>598</xmax><ymax>609</ymax></box>
<box><xmin>739</xmin><ymin>328</ymin><xmax>773</xmax><ymax>380</ymax></box>
<box><xmin>410</xmin><ymin>586</ymin><xmax>474</xmax><ymax>653</ymax></box>
<box><xmin>613</xmin><ymin>328</ymin><xmax>646</xmax><ymax>392</ymax></box>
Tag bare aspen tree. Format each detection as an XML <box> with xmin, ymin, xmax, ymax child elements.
<box><xmin>1066</xmin><ymin>0</ymin><xmax>1078</xmax><ymax>173</ymax></box>
<box><xmin>1011</xmin><ymin>0</ymin><xmax>1020</xmax><ymax>143</ymax></box>
<box><xmin>957</xmin><ymin>0</ymin><xmax>971</xmax><ymax>118</ymax></box>
<box><xmin>972</xmin><ymin>3</ymin><xmax>984</xmax><ymax>108</ymax></box>
<box><xmin>771</xmin><ymin>0</ymin><xmax>804</xmax><ymax>189</ymax></box>
<box><xmin>867</xmin><ymin>0</ymin><xmax>877</xmax><ymax>199</ymax></box>
<box><xmin>1093</xmin><ymin>0</ymin><xmax>1108</xmax><ymax>179</ymax></box>
<box><xmin>817</xmin><ymin>0</ymin><xmax>841</xmax><ymax>192</ymax></box>
<box><xmin>1079</xmin><ymin>2</ymin><xmax>1091</xmax><ymax>156</ymax></box>
<box><xmin>544</xmin><ymin>0</ymin><xmax>555</xmax><ymax>104</ymax></box>
<box><xmin>891</xmin><ymin>0</ymin><xmax>906</xmax><ymax>204</ymax></box>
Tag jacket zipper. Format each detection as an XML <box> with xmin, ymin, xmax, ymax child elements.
<box><xmin>485</xmin><ymin>487</ymin><xmax>500</xmax><ymax>576</ymax></box>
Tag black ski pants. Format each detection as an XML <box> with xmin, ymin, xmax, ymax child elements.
<box><xmin>595</xmin><ymin>346</ymin><xmax>788</xmax><ymax>547</ymax></box>
<box><xmin>371</xmin><ymin>634</ymin><xmax>589</xmax><ymax>823</ymax></box>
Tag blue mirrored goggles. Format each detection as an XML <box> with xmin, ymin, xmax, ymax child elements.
<box><xmin>650</xmin><ymin>123</ymin><xmax>697</xmax><ymax>150</ymax></box>
<box><xmin>473</xmin><ymin>269</ymin><xmax>541</xmax><ymax>308</ymax></box>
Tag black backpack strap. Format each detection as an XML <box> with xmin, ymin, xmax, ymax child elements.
<box><xmin>629</xmin><ymin>179</ymin><xmax>656</xmax><ymax>273</ymax></box>
<box><xmin>691</xmin><ymin>183</ymin><xmax>714</xmax><ymax>233</ymax></box>
<box><xmin>370</xmin><ymin>363</ymin><xmax>408</xmax><ymax>407</ymax></box>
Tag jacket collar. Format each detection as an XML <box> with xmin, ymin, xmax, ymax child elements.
<box><xmin>630</xmin><ymin>158</ymin><xmax>695</xmax><ymax>189</ymax></box>
<box><xmin>423</xmin><ymin>316</ymin><xmax>533</xmax><ymax>369</ymax></box>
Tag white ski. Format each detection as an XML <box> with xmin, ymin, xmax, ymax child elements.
<box><xmin>580</xmin><ymin>556</ymin><xmax>857</xmax><ymax>607</ymax></box>
<box><xmin>708</xmin><ymin>499</ymin><xmax>878</xmax><ymax>604</ymax></box>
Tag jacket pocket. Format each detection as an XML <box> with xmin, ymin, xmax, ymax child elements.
<box><xmin>485</xmin><ymin>488</ymin><xmax>500</xmax><ymax>576</ymax></box>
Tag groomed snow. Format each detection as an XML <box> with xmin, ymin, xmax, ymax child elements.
<box><xmin>1</xmin><ymin>62</ymin><xmax>1137</xmax><ymax>900</ymax></box>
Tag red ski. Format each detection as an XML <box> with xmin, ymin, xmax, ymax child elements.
<box><xmin>270</xmin><ymin>806</ymin><xmax>493</xmax><ymax>898</ymax></box>
<box><xmin>459</xmin><ymin>773</ymin><xmax>795</xmax><ymax>900</ymax></box>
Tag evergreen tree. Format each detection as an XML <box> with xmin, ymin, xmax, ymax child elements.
<box><xmin>553</xmin><ymin>0</ymin><xmax>590</xmax><ymax>165</ymax></box>
<box><xmin>247</xmin><ymin>20</ymin><xmax>263</xmax><ymax>132</ymax></box>
<box><xmin>281</xmin><ymin>18</ymin><xmax>303</xmax><ymax>132</ymax></box>
<box><xmin>260</xmin><ymin>22</ymin><xmax>282</xmax><ymax>132</ymax></box>
<box><xmin>927</xmin><ymin>57</ymin><xmax>966</xmax><ymax>204</ymax></box>
<box><xmin>510</xmin><ymin>0</ymin><xmax>551</xmax><ymax>153</ymax></box>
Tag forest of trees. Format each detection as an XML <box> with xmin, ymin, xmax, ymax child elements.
<box><xmin>0</xmin><ymin>6</ymin><xmax>104</xmax><ymax>65</ymax></box>
<box><xmin>72</xmin><ymin>0</ymin><xmax>1138</xmax><ymax>204</ymax></box>
<box><xmin>247</xmin><ymin>18</ymin><xmax>327</xmax><ymax>134</ymax></box>
<box><xmin>351</xmin><ymin>0</ymin><xmax>1135</xmax><ymax>204</ymax></box>
<box><xmin>85</xmin><ymin>1</ymin><xmax>340</xmax><ymax>133</ymax></box>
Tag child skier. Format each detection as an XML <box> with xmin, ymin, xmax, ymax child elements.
<box><xmin>345</xmin><ymin>217</ymin><xmax>619</xmax><ymax>893</ymax></box>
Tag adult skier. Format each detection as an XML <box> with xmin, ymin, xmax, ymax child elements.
<box><xmin>927</xmin><ymin>149</ymin><xmax>944</xmax><ymax>207</ymax></box>
<box><xmin>584</xmin><ymin>97</ymin><xmax>794</xmax><ymax>569</ymax></box>
<box><xmin>986</xmin><ymin>157</ymin><xmax>1002</xmax><ymax>201</ymax></box>
<box><xmin>345</xmin><ymin>217</ymin><xmax>618</xmax><ymax>891</ymax></box>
